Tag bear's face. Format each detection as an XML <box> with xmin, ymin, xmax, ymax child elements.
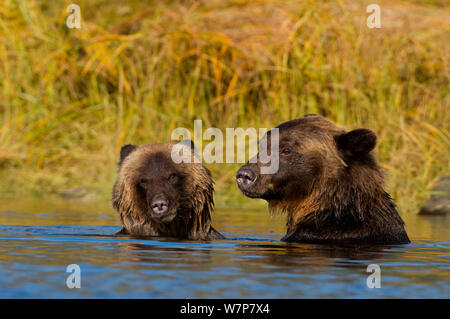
<box><xmin>114</xmin><ymin>142</ymin><xmax>209</xmax><ymax>224</ymax></box>
<box><xmin>130</xmin><ymin>151</ymin><xmax>185</xmax><ymax>223</ymax></box>
<box><xmin>236</xmin><ymin>115</ymin><xmax>377</xmax><ymax>204</ymax></box>
<box><xmin>236</xmin><ymin>132</ymin><xmax>325</xmax><ymax>201</ymax></box>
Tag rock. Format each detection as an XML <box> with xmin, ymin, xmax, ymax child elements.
<box><xmin>57</xmin><ymin>187</ymin><xmax>97</xmax><ymax>202</ymax></box>
<box><xmin>419</xmin><ymin>175</ymin><xmax>450</xmax><ymax>215</ymax></box>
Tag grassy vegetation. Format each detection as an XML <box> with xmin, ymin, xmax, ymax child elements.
<box><xmin>0</xmin><ymin>0</ymin><xmax>448</xmax><ymax>213</ymax></box>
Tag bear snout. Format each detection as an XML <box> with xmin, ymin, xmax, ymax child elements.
<box><xmin>236</xmin><ymin>168</ymin><xmax>257</xmax><ymax>188</ymax></box>
<box><xmin>151</xmin><ymin>196</ymin><xmax>169</xmax><ymax>215</ymax></box>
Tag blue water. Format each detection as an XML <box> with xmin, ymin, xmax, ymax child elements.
<box><xmin>0</xmin><ymin>201</ymin><xmax>449</xmax><ymax>298</ymax></box>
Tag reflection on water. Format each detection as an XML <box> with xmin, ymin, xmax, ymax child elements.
<box><xmin>0</xmin><ymin>199</ymin><xmax>449</xmax><ymax>298</ymax></box>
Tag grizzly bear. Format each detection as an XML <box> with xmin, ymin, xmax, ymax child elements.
<box><xmin>236</xmin><ymin>114</ymin><xmax>410</xmax><ymax>244</ymax></box>
<box><xmin>112</xmin><ymin>141</ymin><xmax>224</xmax><ymax>240</ymax></box>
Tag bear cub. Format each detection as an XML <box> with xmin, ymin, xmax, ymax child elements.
<box><xmin>112</xmin><ymin>140</ymin><xmax>224</xmax><ymax>240</ymax></box>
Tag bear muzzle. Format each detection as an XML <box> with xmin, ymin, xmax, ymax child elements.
<box><xmin>151</xmin><ymin>196</ymin><xmax>169</xmax><ymax>215</ymax></box>
<box><xmin>236</xmin><ymin>167</ymin><xmax>266</xmax><ymax>198</ymax></box>
<box><xmin>148</xmin><ymin>194</ymin><xmax>178</xmax><ymax>222</ymax></box>
<box><xmin>236</xmin><ymin>168</ymin><xmax>257</xmax><ymax>188</ymax></box>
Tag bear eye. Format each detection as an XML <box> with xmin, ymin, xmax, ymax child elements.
<box><xmin>138</xmin><ymin>177</ymin><xmax>149</xmax><ymax>186</ymax></box>
<box><xmin>168</xmin><ymin>173</ymin><xmax>178</xmax><ymax>183</ymax></box>
<box><xmin>281</xmin><ymin>148</ymin><xmax>291</xmax><ymax>155</ymax></box>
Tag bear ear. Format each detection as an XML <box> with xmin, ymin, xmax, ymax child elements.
<box><xmin>119</xmin><ymin>144</ymin><xmax>137</xmax><ymax>164</ymax></box>
<box><xmin>335</xmin><ymin>128</ymin><xmax>377</xmax><ymax>157</ymax></box>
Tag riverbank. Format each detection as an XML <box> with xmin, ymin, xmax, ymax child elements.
<box><xmin>0</xmin><ymin>0</ymin><xmax>449</xmax><ymax>212</ymax></box>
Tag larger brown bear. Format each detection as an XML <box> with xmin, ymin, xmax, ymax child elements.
<box><xmin>112</xmin><ymin>141</ymin><xmax>224</xmax><ymax>240</ymax></box>
<box><xmin>236</xmin><ymin>114</ymin><xmax>410</xmax><ymax>244</ymax></box>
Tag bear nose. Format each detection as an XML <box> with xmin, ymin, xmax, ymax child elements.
<box><xmin>151</xmin><ymin>198</ymin><xmax>169</xmax><ymax>215</ymax></box>
<box><xmin>236</xmin><ymin>168</ymin><xmax>257</xmax><ymax>187</ymax></box>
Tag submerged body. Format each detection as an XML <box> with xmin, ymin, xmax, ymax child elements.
<box><xmin>236</xmin><ymin>114</ymin><xmax>410</xmax><ymax>245</ymax></box>
<box><xmin>112</xmin><ymin>141</ymin><xmax>223</xmax><ymax>240</ymax></box>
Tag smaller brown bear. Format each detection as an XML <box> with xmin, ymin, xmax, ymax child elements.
<box><xmin>112</xmin><ymin>140</ymin><xmax>224</xmax><ymax>240</ymax></box>
<box><xmin>236</xmin><ymin>114</ymin><xmax>410</xmax><ymax>245</ymax></box>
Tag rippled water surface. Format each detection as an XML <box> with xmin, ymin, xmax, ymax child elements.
<box><xmin>0</xmin><ymin>199</ymin><xmax>449</xmax><ymax>298</ymax></box>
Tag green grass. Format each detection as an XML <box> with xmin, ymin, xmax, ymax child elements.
<box><xmin>0</xmin><ymin>0</ymin><xmax>448</xmax><ymax>213</ymax></box>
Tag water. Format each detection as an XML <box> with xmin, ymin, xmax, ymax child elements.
<box><xmin>0</xmin><ymin>199</ymin><xmax>449</xmax><ymax>298</ymax></box>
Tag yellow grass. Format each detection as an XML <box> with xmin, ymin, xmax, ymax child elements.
<box><xmin>0</xmin><ymin>0</ymin><xmax>449</xmax><ymax>214</ymax></box>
